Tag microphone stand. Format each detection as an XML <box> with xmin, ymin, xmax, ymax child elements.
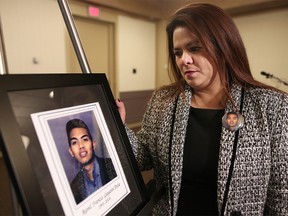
<box><xmin>261</xmin><ymin>71</ymin><xmax>288</xmax><ymax>86</ymax></box>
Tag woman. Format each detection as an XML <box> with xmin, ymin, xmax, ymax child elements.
<box><xmin>116</xmin><ymin>3</ymin><xmax>288</xmax><ymax>216</ymax></box>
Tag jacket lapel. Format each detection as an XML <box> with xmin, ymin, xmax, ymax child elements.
<box><xmin>169</xmin><ymin>86</ymin><xmax>191</xmax><ymax>215</ymax></box>
<box><xmin>217</xmin><ymin>84</ymin><xmax>243</xmax><ymax>212</ymax></box>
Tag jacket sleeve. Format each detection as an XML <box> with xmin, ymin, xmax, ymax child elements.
<box><xmin>124</xmin><ymin>90</ymin><xmax>160</xmax><ymax>171</ymax></box>
<box><xmin>265</xmin><ymin>93</ymin><xmax>288</xmax><ymax>215</ymax></box>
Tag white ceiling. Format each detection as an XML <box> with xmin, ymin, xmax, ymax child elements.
<box><xmin>80</xmin><ymin>0</ymin><xmax>288</xmax><ymax>20</ymax></box>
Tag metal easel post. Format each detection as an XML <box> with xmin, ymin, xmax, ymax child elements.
<box><xmin>57</xmin><ymin>0</ymin><xmax>91</xmax><ymax>74</ymax></box>
<box><xmin>0</xmin><ymin>17</ymin><xmax>8</xmax><ymax>75</ymax></box>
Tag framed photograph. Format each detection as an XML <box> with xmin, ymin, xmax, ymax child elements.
<box><xmin>0</xmin><ymin>74</ymin><xmax>148</xmax><ymax>216</ymax></box>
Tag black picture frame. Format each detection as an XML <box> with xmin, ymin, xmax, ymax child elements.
<box><xmin>0</xmin><ymin>73</ymin><xmax>149</xmax><ymax>216</ymax></box>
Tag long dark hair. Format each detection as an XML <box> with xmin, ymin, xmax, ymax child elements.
<box><xmin>166</xmin><ymin>3</ymin><xmax>278</xmax><ymax>100</ymax></box>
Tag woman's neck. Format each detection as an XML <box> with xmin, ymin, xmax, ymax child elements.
<box><xmin>191</xmin><ymin>88</ymin><xmax>227</xmax><ymax>109</ymax></box>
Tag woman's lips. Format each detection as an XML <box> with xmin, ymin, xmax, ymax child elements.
<box><xmin>184</xmin><ymin>70</ymin><xmax>198</xmax><ymax>77</ymax></box>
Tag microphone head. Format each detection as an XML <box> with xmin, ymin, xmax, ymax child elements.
<box><xmin>260</xmin><ymin>71</ymin><xmax>273</xmax><ymax>78</ymax></box>
<box><xmin>261</xmin><ymin>71</ymin><xmax>268</xmax><ymax>76</ymax></box>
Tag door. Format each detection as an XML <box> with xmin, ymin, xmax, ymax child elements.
<box><xmin>66</xmin><ymin>16</ymin><xmax>115</xmax><ymax>92</ymax></box>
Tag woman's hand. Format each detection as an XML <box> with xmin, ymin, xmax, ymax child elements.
<box><xmin>115</xmin><ymin>99</ymin><xmax>126</xmax><ymax>124</ymax></box>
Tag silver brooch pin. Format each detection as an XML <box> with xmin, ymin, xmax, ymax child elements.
<box><xmin>222</xmin><ymin>111</ymin><xmax>244</xmax><ymax>131</ymax></box>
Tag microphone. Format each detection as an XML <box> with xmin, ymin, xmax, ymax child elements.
<box><xmin>260</xmin><ymin>71</ymin><xmax>273</xmax><ymax>78</ymax></box>
<box><xmin>260</xmin><ymin>71</ymin><xmax>288</xmax><ymax>86</ymax></box>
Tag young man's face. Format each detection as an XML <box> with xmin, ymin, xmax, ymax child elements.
<box><xmin>68</xmin><ymin>127</ymin><xmax>96</xmax><ymax>165</ymax></box>
<box><xmin>226</xmin><ymin>114</ymin><xmax>238</xmax><ymax>127</ymax></box>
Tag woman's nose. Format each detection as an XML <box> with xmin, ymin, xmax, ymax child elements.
<box><xmin>182</xmin><ymin>52</ymin><xmax>193</xmax><ymax>65</ymax></box>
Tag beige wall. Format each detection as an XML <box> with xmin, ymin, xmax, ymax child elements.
<box><xmin>234</xmin><ymin>8</ymin><xmax>288</xmax><ymax>92</ymax></box>
<box><xmin>118</xmin><ymin>15</ymin><xmax>156</xmax><ymax>92</ymax></box>
<box><xmin>156</xmin><ymin>20</ymin><xmax>170</xmax><ymax>87</ymax></box>
<box><xmin>0</xmin><ymin>0</ymin><xmax>66</xmax><ymax>73</ymax></box>
<box><xmin>0</xmin><ymin>0</ymin><xmax>156</xmax><ymax>93</ymax></box>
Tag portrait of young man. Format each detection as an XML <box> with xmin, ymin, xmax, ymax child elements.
<box><xmin>225</xmin><ymin>111</ymin><xmax>239</xmax><ymax>131</ymax></box>
<box><xmin>66</xmin><ymin>118</ymin><xmax>117</xmax><ymax>204</ymax></box>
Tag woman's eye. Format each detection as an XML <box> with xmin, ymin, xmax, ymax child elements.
<box><xmin>190</xmin><ymin>46</ymin><xmax>201</xmax><ymax>52</ymax></box>
<box><xmin>173</xmin><ymin>51</ymin><xmax>182</xmax><ymax>57</ymax></box>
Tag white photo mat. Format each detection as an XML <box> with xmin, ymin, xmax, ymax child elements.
<box><xmin>31</xmin><ymin>102</ymin><xmax>130</xmax><ymax>216</ymax></box>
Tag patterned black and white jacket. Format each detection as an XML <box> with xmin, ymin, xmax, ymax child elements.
<box><xmin>126</xmin><ymin>83</ymin><xmax>288</xmax><ymax>216</ymax></box>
